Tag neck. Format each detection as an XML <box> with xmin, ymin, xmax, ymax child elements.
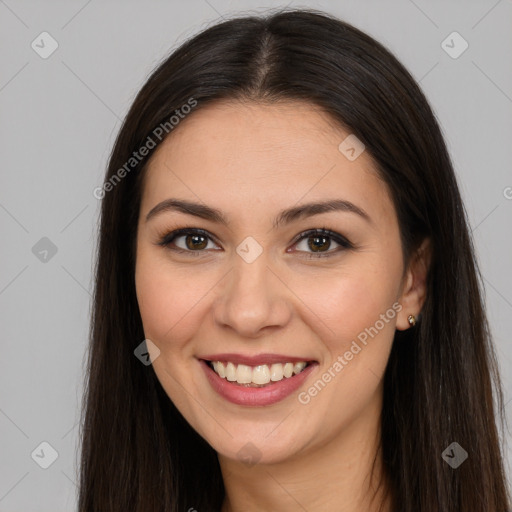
<box><xmin>218</xmin><ymin>391</ymin><xmax>393</xmax><ymax>512</ymax></box>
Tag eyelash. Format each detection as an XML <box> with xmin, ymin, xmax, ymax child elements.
<box><xmin>156</xmin><ymin>227</ymin><xmax>354</xmax><ymax>259</ymax></box>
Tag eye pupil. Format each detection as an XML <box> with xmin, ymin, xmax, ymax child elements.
<box><xmin>309</xmin><ymin>236</ymin><xmax>330</xmax><ymax>252</ymax></box>
<box><xmin>186</xmin><ymin>234</ymin><xmax>207</xmax><ymax>250</ymax></box>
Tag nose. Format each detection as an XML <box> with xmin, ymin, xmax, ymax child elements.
<box><xmin>212</xmin><ymin>252</ymin><xmax>292</xmax><ymax>338</ymax></box>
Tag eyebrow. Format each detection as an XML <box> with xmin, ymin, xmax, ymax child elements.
<box><xmin>145</xmin><ymin>198</ymin><xmax>372</xmax><ymax>229</ymax></box>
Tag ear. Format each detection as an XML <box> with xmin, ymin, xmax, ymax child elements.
<box><xmin>396</xmin><ymin>237</ymin><xmax>432</xmax><ymax>331</ymax></box>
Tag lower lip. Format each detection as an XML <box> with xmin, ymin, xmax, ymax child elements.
<box><xmin>199</xmin><ymin>359</ymin><xmax>317</xmax><ymax>406</ymax></box>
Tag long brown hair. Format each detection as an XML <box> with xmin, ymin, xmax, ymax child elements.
<box><xmin>78</xmin><ymin>8</ymin><xmax>511</xmax><ymax>511</ymax></box>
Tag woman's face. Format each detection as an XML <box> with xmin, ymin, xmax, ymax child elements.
<box><xmin>135</xmin><ymin>100</ymin><xmax>416</xmax><ymax>465</ymax></box>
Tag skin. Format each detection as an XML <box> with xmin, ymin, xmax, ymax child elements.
<box><xmin>135</xmin><ymin>100</ymin><xmax>431</xmax><ymax>512</ymax></box>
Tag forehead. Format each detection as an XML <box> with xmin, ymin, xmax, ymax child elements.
<box><xmin>149</xmin><ymin>99</ymin><xmax>362</xmax><ymax>169</ymax></box>
<box><xmin>141</xmin><ymin>100</ymin><xmax>395</xmax><ymax>229</ymax></box>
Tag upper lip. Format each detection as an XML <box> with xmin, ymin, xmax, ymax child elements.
<box><xmin>199</xmin><ymin>353</ymin><xmax>316</xmax><ymax>366</ymax></box>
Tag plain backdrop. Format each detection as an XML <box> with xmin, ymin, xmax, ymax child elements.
<box><xmin>0</xmin><ymin>0</ymin><xmax>511</xmax><ymax>509</ymax></box>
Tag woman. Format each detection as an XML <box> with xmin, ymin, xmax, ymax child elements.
<box><xmin>79</xmin><ymin>8</ymin><xmax>511</xmax><ymax>512</ymax></box>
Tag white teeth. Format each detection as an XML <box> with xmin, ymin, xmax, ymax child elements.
<box><xmin>270</xmin><ymin>363</ymin><xmax>283</xmax><ymax>381</ymax></box>
<box><xmin>210</xmin><ymin>360</ymin><xmax>309</xmax><ymax>385</ymax></box>
<box><xmin>252</xmin><ymin>365</ymin><xmax>270</xmax><ymax>385</ymax></box>
<box><xmin>236</xmin><ymin>364</ymin><xmax>253</xmax><ymax>384</ymax></box>
<box><xmin>293</xmin><ymin>362</ymin><xmax>307</xmax><ymax>375</ymax></box>
<box><xmin>283</xmin><ymin>362</ymin><xmax>293</xmax><ymax>378</ymax></box>
<box><xmin>213</xmin><ymin>361</ymin><xmax>227</xmax><ymax>378</ymax></box>
<box><xmin>225</xmin><ymin>362</ymin><xmax>237</xmax><ymax>381</ymax></box>
<box><xmin>216</xmin><ymin>361</ymin><xmax>226</xmax><ymax>378</ymax></box>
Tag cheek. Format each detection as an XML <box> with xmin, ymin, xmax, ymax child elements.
<box><xmin>135</xmin><ymin>252</ymin><xmax>208</xmax><ymax>348</ymax></box>
<box><xmin>292</xmin><ymin>263</ymin><xmax>400</xmax><ymax>353</ymax></box>
<box><xmin>292</xmin><ymin>271</ymin><xmax>399</xmax><ymax>424</ymax></box>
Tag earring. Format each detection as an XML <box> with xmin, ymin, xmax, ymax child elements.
<box><xmin>407</xmin><ymin>314</ymin><xmax>416</xmax><ymax>327</ymax></box>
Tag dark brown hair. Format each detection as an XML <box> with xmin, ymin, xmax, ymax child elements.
<box><xmin>78</xmin><ymin>8</ymin><xmax>511</xmax><ymax>511</ymax></box>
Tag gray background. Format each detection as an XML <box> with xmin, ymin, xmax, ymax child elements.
<box><xmin>1</xmin><ymin>0</ymin><xmax>511</xmax><ymax>509</ymax></box>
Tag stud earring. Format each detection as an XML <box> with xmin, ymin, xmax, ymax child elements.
<box><xmin>407</xmin><ymin>314</ymin><xmax>416</xmax><ymax>327</ymax></box>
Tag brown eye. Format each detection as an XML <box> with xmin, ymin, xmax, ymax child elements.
<box><xmin>307</xmin><ymin>235</ymin><xmax>331</xmax><ymax>252</ymax></box>
<box><xmin>184</xmin><ymin>233</ymin><xmax>208</xmax><ymax>250</ymax></box>
<box><xmin>158</xmin><ymin>228</ymin><xmax>219</xmax><ymax>253</ymax></box>
<box><xmin>292</xmin><ymin>228</ymin><xmax>353</xmax><ymax>259</ymax></box>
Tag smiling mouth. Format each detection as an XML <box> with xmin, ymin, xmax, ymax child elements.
<box><xmin>204</xmin><ymin>360</ymin><xmax>313</xmax><ymax>387</ymax></box>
